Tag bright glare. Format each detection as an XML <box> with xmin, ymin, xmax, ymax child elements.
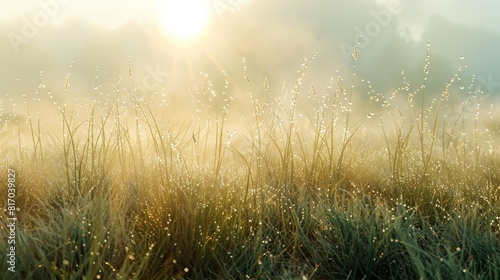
<box><xmin>158</xmin><ymin>0</ymin><xmax>211</xmax><ymax>40</ymax></box>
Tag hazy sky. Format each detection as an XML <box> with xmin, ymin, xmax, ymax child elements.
<box><xmin>1</xmin><ymin>0</ymin><xmax>500</xmax><ymax>110</ymax></box>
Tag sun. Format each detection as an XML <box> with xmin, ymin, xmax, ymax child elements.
<box><xmin>158</xmin><ymin>0</ymin><xmax>211</xmax><ymax>41</ymax></box>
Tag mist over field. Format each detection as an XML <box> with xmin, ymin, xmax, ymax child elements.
<box><xmin>1</xmin><ymin>0</ymin><xmax>499</xmax><ymax>116</ymax></box>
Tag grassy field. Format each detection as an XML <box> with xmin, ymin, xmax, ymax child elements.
<box><xmin>1</xmin><ymin>50</ymin><xmax>500</xmax><ymax>279</ymax></box>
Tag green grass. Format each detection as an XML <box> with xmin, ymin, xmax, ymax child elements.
<box><xmin>1</xmin><ymin>49</ymin><xmax>500</xmax><ymax>279</ymax></box>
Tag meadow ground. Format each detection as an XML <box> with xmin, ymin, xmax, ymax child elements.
<box><xmin>1</xmin><ymin>51</ymin><xmax>500</xmax><ymax>279</ymax></box>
